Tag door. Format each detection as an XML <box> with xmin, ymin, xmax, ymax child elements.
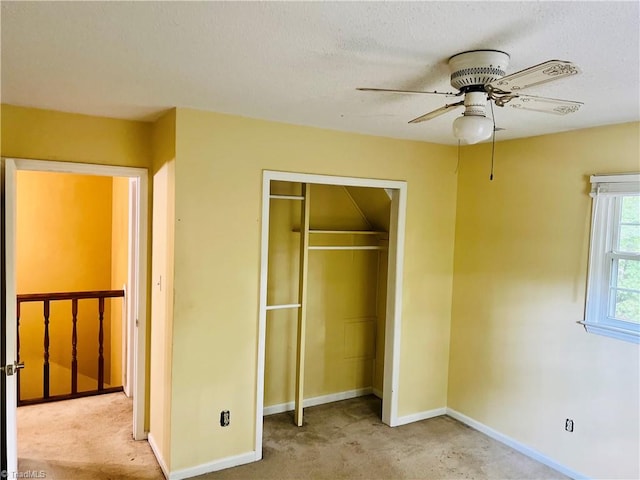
<box><xmin>1</xmin><ymin>158</ymin><xmax>19</xmax><ymax>476</ymax></box>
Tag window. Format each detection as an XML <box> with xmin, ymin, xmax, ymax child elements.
<box><xmin>583</xmin><ymin>174</ymin><xmax>640</xmax><ymax>343</ymax></box>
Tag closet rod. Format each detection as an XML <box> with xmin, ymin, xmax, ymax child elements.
<box><xmin>293</xmin><ymin>229</ymin><xmax>386</xmax><ymax>235</ymax></box>
<box><xmin>265</xmin><ymin>303</ymin><xmax>301</xmax><ymax>311</ymax></box>
<box><xmin>308</xmin><ymin>245</ymin><xmax>387</xmax><ymax>251</ymax></box>
<box><xmin>269</xmin><ymin>194</ymin><xmax>304</xmax><ymax>200</ymax></box>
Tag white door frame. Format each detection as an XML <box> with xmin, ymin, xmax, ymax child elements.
<box><xmin>124</xmin><ymin>177</ymin><xmax>140</xmax><ymax>398</ymax></box>
<box><xmin>1</xmin><ymin>158</ymin><xmax>149</xmax><ymax>476</ymax></box>
<box><xmin>255</xmin><ymin>170</ymin><xmax>407</xmax><ymax>460</ymax></box>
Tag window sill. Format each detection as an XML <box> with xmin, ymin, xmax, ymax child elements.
<box><xmin>578</xmin><ymin>321</ymin><xmax>640</xmax><ymax>344</ymax></box>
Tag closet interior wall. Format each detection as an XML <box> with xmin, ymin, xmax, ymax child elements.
<box><xmin>264</xmin><ymin>181</ymin><xmax>390</xmax><ymax>417</ymax></box>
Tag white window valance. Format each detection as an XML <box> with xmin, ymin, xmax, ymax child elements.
<box><xmin>590</xmin><ymin>173</ymin><xmax>640</xmax><ymax>197</ymax></box>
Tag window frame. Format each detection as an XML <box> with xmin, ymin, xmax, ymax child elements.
<box><xmin>583</xmin><ymin>173</ymin><xmax>640</xmax><ymax>343</ymax></box>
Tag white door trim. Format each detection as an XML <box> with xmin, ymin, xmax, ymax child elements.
<box><xmin>2</xmin><ymin>158</ymin><xmax>149</xmax><ymax>452</ymax></box>
<box><xmin>124</xmin><ymin>178</ymin><xmax>140</xmax><ymax>399</ymax></box>
<box><xmin>255</xmin><ymin>170</ymin><xmax>407</xmax><ymax>458</ymax></box>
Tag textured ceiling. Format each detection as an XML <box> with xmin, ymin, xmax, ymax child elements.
<box><xmin>1</xmin><ymin>1</ymin><xmax>639</xmax><ymax>145</ymax></box>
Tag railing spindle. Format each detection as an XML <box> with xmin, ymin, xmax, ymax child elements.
<box><xmin>98</xmin><ymin>297</ymin><xmax>105</xmax><ymax>391</ymax></box>
<box><xmin>43</xmin><ymin>300</ymin><xmax>50</xmax><ymax>399</ymax></box>
<box><xmin>71</xmin><ymin>299</ymin><xmax>78</xmax><ymax>394</ymax></box>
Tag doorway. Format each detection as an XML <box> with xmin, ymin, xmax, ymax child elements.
<box><xmin>255</xmin><ymin>170</ymin><xmax>407</xmax><ymax>457</ymax></box>
<box><xmin>1</xmin><ymin>158</ymin><xmax>149</xmax><ymax>477</ymax></box>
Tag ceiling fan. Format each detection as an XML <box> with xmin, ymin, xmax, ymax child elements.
<box><xmin>357</xmin><ymin>49</ymin><xmax>583</xmax><ymax>144</ymax></box>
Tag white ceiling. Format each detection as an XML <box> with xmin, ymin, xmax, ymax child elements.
<box><xmin>2</xmin><ymin>1</ymin><xmax>639</xmax><ymax>145</ymax></box>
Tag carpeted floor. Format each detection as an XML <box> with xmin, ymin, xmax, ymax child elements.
<box><xmin>17</xmin><ymin>392</ymin><xmax>163</xmax><ymax>480</ymax></box>
<box><xmin>200</xmin><ymin>395</ymin><xmax>567</xmax><ymax>480</ymax></box>
<box><xmin>16</xmin><ymin>393</ymin><xmax>567</xmax><ymax>480</ymax></box>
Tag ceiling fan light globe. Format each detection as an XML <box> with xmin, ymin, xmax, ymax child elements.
<box><xmin>452</xmin><ymin>115</ymin><xmax>494</xmax><ymax>145</ymax></box>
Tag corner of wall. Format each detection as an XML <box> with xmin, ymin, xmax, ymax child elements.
<box><xmin>151</xmin><ymin>109</ymin><xmax>177</xmax><ymax>174</ymax></box>
<box><xmin>149</xmin><ymin>106</ymin><xmax>177</xmax><ymax>471</ymax></box>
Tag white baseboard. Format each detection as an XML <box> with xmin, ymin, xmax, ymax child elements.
<box><xmin>372</xmin><ymin>387</ymin><xmax>383</xmax><ymax>399</ymax></box>
<box><xmin>446</xmin><ymin>408</ymin><xmax>589</xmax><ymax>480</ymax></box>
<box><xmin>147</xmin><ymin>432</ymin><xmax>170</xmax><ymax>480</ymax></box>
<box><xmin>263</xmin><ymin>387</ymin><xmax>373</xmax><ymax>416</ymax></box>
<box><xmin>168</xmin><ymin>451</ymin><xmax>258</xmax><ymax>480</ymax></box>
<box><xmin>395</xmin><ymin>407</ymin><xmax>447</xmax><ymax>426</ymax></box>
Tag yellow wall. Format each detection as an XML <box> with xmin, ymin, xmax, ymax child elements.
<box><xmin>264</xmin><ymin>183</ymin><xmax>385</xmax><ymax>406</ymax></box>
<box><xmin>16</xmin><ymin>171</ymin><xmax>130</xmax><ymax>397</ymax></box>
<box><xmin>148</xmin><ymin>109</ymin><xmax>176</xmax><ymax>469</ymax></box>
<box><xmin>448</xmin><ymin>122</ymin><xmax>640</xmax><ymax>479</ymax></box>
<box><xmin>111</xmin><ymin>176</ymin><xmax>130</xmax><ymax>387</ymax></box>
<box><xmin>168</xmin><ymin>108</ymin><xmax>457</xmax><ymax>469</ymax></box>
<box><xmin>1</xmin><ymin>104</ymin><xmax>150</xmax><ymax>168</ymax></box>
<box><xmin>16</xmin><ymin>171</ymin><xmax>115</xmax><ymax>398</ymax></box>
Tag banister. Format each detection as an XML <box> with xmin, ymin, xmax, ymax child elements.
<box><xmin>17</xmin><ymin>289</ymin><xmax>125</xmax><ymax>302</ymax></box>
<box><xmin>16</xmin><ymin>289</ymin><xmax>125</xmax><ymax>406</ymax></box>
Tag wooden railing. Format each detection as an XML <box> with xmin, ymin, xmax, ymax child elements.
<box><xmin>17</xmin><ymin>290</ymin><xmax>125</xmax><ymax>406</ymax></box>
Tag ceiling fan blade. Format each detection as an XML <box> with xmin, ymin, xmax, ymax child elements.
<box><xmin>408</xmin><ymin>101</ymin><xmax>464</xmax><ymax>124</ymax></box>
<box><xmin>357</xmin><ymin>87</ymin><xmax>461</xmax><ymax>96</ymax></box>
<box><xmin>486</xmin><ymin>60</ymin><xmax>581</xmax><ymax>93</ymax></box>
<box><xmin>505</xmin><ymin>94</ymin><xmax>583</xmax><ymax>115</ymax></box>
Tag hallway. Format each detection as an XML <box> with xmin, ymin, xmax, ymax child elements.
<box><xmin>17</xmin><ymin>392</ymin><xmax>162</xmax><ymax>480</ymax></box>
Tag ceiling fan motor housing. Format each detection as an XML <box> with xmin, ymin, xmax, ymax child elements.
<box><xmin>462</xmin><ymin>91</ymin><xmax>489</xmax><ymax>116</ymax></box>
<box><xmin>448</xmin><ymin>50</ymin><xmax>510</xmax><ymax>91</ymax></box>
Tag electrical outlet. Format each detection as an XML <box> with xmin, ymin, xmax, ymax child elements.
<box><xmin>220</xmin><ymin>410</ymin><xmax>230</xmax><ymax>427</ymax></box>
<box><xmin>565</xmin><ymin>418</ymin><xmax>574</xmax><ymax>432</ymax></box>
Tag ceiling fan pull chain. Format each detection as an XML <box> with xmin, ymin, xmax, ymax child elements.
<box><xmin>490</xmin><ymin>143</ymin><xmax>495</xmax><ymax>181</ymax></box>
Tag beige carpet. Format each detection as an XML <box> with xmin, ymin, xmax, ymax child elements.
<box><xmin>201</xmin><ymin>395</ymin><xmax>567</xmax><ymax>480</ymax></box>
<box><xmin>17</xmin><ymin>393</ymin><xmax>567</xmax><ymax>480</ymax></box>
<box><xmin>17</xmin><ymin>392</ymin><xmax>163</xmax><ymax>480</ymax></box>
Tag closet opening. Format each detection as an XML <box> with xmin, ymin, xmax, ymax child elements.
<box><xmin>255</xmin><ymin>171</ymin><xmax>407</xmax><ymax>458</ymax></box>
